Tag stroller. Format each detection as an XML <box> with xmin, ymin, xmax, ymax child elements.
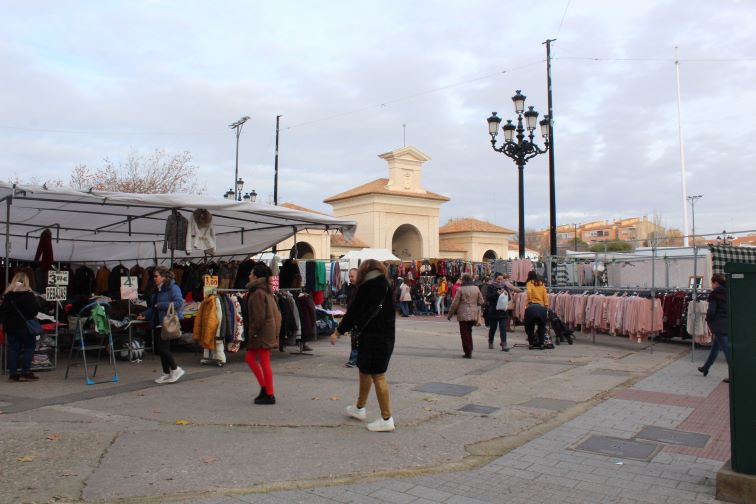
<box><xmin>547</xmin><ymin>309</ymin><xmax>574</xmax><ymax>345</ymax></box>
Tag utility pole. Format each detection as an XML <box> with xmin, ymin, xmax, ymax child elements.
<box><xmin>675</xmin><ymin>47</ymin><xmax>690</xmax><ymax>246</ymax></box>
<box><xmin>544</xmin><ymin>38</ymin><xmax>557</xmax><ymax>257</ymax></box>
<box><xmin>272</xmin><ymin>115</ymin><xmax>281</xmax><ymax>255</ymax></box>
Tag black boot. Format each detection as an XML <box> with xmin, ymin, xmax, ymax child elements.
<box><xmin>697</xmin><ymin>366</ymin><xmax>708</xmax><ymax>377</ymax></box>
<box><xmin>255</xmin><ymin>387</ymin><xmax>266</xmax><ymax>401</ymax></box>
<box><xmin>254</xmin><ymin>394</ymin><xmax>276</xmax><ymax>405</ymax></box>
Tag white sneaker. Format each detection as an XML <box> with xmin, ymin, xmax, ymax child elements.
<box><xmin>165</xmin><ymin>367</ymin><xmax>185</xmax><ymax>383</ymax></box>
<box><xmin>367</xmin><ymin>417</ymin><xmax>395</xmax><ymax>432</ymax></box>
<box><xmin>154</xmin><ymin>373</ymin><xmax>171</xmax><ymax>384</ymax></box>
<box><xmin>346</xmin><ymin>405</ymin><xmax>367</xmax><ymax>421</ymax></box>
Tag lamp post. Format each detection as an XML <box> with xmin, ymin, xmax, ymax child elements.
<box><xmin>229</xmin><ymin>115</ymin><xmax>250</xmax><ymax>201</ymax></box>
<box><xmin>717</xmin><ymin>230</ymin><xmax>734</xmax><ymax>245</ymax></box>
<box><xmin>487</xmin><ymin>90</ymin><xmax>550</xmax><ymax>258</ymax></box>
<box><xmin>687</xmin><ymin>194</ymin><xmax>702</xmax><ymax>360</ymax></box>
<box><xmin>223</xmin><ymin>180</ymin><xmax>256</xmax><ymax>203</ymax></box>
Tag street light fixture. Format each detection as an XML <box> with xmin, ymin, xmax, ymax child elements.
<box><xmin>717</xmin><ymin>230</ymin><xmax>734</xmax><ymax>245</ymax></box>
<box><xmin>229</xmin><ymin>115</ymin><xmax>250</xmax><ymax>201</ymax></box>
<box><xmin>487</xmin><ymin>90</ymin><xmax>550</xmax><ymax>258</ymax></box>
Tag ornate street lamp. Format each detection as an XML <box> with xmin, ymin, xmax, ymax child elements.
<box><xmin>242</xmin><ymin>189</ymin><xmax>257</xmax><ymax>203</ymax></box>
<box><xmin>487</xmin><ymin>90</ymin><xmax>550</xmax><ymax>258</ymax></box>
<box><xmin>229</xmin><ymin>115</ymin><xmax>250</xmax><ymax>201</ymax></box>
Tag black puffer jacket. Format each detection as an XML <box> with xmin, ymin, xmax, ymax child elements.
<box><xmin>337</xmin><ymin>274</ymin><xmax>395</xmax><ymax>374</ymax></box>
<box><xmin>706</xmin><ymin>285</ymin><xmax>728</xmax><ymax>335</ymax></box>
<box><xmin>486</xmin><ymin>281</ymin><xmax>509</xmax><ymax>320</ymax></box>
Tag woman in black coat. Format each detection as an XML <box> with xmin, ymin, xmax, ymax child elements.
<box><xmin>698</xmin><ymin>274</ymin><xmax>731</xmax><ymax>380</ymax></box>
<box><xmin>1</xmin><ymin>272</ymin><xmax>43</xmax><ymax>381</ymax></box>
<box><xmin>330</xmin><ymin>259</ymin><xmax>396</xmax><ymax>432</ymax></box>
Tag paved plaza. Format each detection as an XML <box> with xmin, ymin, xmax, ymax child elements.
<box><xmin>0</xmin><ymin>317</ymin><xmax>731</xmax><ymax>504</ymax></box>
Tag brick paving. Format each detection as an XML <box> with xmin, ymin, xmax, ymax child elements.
<box><xmin>190</xmin><ymin>352</ymin><xmax>731</xmax><ymax>504</ymax></box>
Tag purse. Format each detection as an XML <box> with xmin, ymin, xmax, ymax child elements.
<box><xmin>474</xmin><ymin>308</ymin><xmax>483</xmax><ymax>327</ymax></box>
<box><xmin>160</xmin><ymin>303</ymin><xmax>182</xmax><ymax>341</ymax></box>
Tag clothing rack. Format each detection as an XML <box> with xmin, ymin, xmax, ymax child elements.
<box><xmin>276</xmin><ymin>288</ymin><xmax>313</xmax><ymax>356</ymax></box>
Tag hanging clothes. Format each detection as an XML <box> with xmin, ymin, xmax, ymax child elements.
<box><xmin>163</xmin><ymin>212</ymin><xmax>189</xmax><ymax>253</ymax></box>
<box><xmin>187</xmin><ymin>209</ymin><xmax>216</xmax><ymax>255</ymax></box>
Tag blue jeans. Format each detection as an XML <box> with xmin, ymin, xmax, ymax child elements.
<box><xmin>6</xmin><ymin>329</ymin><xmax>36</xmax><ymax>375</ymax></box>
<box><xmin>348</xmin><ymin>348</ymin><xmax>358</xmax><ymax>364</ymax></box>
<box><xmin>400</xmin><ymin>301</ymin><xmax>410</xmax><ymax>317</ymax></box>
<box><xmin>702</xmin><ymin>332</ymin><xmax>731</xmax><ymax>372</ymax></box>
<box><xmin>488</xmin><ymin>318</ymin><xmax>507</xmax><ymax>345</ymax></box>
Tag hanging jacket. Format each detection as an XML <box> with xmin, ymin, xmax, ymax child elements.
<box><xmin>187</xmin><ymin>209</ymin><xmax>216</xmax><ymax>255</ymax></box>
<box><xmin>162</xmin><ymin>213</ymin><xmax>189</xmax><ymax>253</ymax></box>
<box><xmin>192</xmin><ymin>294</ymin><xmax>219</xmax><ymax>349</ymax></box>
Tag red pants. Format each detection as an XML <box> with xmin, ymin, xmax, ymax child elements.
<box><xmin>246</xmin><ymin>349</ymin><xmax>274</xmax><ymax>395</ymax></box>
<box><xmin>458</xmin><ymin>320</ymin><xmax>475</xmax><ymax>357</ymax></box>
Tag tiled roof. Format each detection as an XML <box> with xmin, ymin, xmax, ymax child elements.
<box><xmin>280</xmin><ymin>202</ymin><xmax>330</xmax><ymax>216</ymax></box>
<box><xmin>439</xmin><ymin>218</ymin><xmax>515</xmax><ymax>235</ymax></box>
<box><xmin>330</xmin><ymin>233</ymin><xmax>370</xmax><ymax>248</ymax></box>
<box><xmin>324</xmin><ymin>178</ymin><xmax>450</xmax><ymax>203</ymax></box>
<box><xmin>439</xmin><ymin>240</ymin><xmax>467</xmax><ymax>252</ymax></box>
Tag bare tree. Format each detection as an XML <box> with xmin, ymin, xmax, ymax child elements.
<box><xmin>645</xmin><ymin>211</ymin><xmax>667</xmax><ymax>248</ymax></box>
<box><xmin>70</xmin><ymin>149</ymin><xmax>204</xmax><ymax>194</ymax></box>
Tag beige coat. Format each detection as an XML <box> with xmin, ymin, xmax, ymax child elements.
<box><xmin>447</xmin><ymin>284</ymin><xmax>484</xmax><ymax>322</ymax></box>
<box><xmin>246</xmin><ymin>278</ymin><xmax>282</xmax><ymax>350</ymax></box>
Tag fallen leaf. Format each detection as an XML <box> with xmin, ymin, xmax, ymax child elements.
<box><xmin>423</xmin><ymin>397</ymin><xmax>439</xmax><ymax>402</ymax></box>
<box><xmin>175</xmin><ymin>419</ymin><xmax>191</xmax><ymax>425</ymax></box>
<box><xmin>423</xmin><ymin>407</ymin><xmax>433</xmax><ymax>411</ymax></box>
<box><xmin>17</xmin><ymin>455</ymin><xmax>35</xmax><ymax>462</ymax></box>
<box><xmin>202</xmin><ymin>457</ymin><xmax>217</xmax><ymax>464</ymax></box>
<box><xmin>311</xmin><ymin>397</ymin><xmax>320</xmax><ymax>401</ymax></box>
<box><xmin>329</xmin><ymin>396</ymin><xmax>340</xmax><ymax>401</ymax></box>
<box><xmin>47</xmin><ymin>434</ymin><xmax>61</xmax><ymax>441</ymax></box>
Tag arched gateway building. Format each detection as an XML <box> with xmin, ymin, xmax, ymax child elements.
<box><xmin>275</xmin><ymin>146</ymin><xmax>515</xmax><ymax>261</ymax></box>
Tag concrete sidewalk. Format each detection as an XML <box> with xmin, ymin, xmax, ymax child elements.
<box><xmin>0</xmin><ymin>317</ymin><xmax>726</xmax><ymax>503</ymax></box>
<box><xmin>206</xmin><ymin>350</ymin><xmax>729</xmax><ymax>504</ymax></box>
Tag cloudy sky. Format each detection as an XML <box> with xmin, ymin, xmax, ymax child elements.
<box><xmin>2</xmin><ymin>0</ymin><xmax>754</xmax><ymax>240</ymax></box>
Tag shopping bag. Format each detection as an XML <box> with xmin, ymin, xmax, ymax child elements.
<box><xmin>495</xmin><ymin>291</ymin><xmax>509</xmax><ymax>311</ymax></box>
<box><xmin>474</xmin><ymin>308</ymin><xmax>483</xmax><ymax>327</ymax></box>
<box><xmin>160</xmin><ymin>303</ymin><xmax>182</xmax><ymax>340</ymax></box>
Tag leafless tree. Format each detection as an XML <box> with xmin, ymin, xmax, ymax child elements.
<box><xmin>70</xmin><ymin>149</ymin><xmax>204</xmax><ymax>194</ymax></box>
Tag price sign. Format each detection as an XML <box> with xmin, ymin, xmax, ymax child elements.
<box><xmin>120</xmin><ymin>276</ymin><xmax>139</xmax><ymax>301</ymax></box>
<box><xmin>270</xmin><ymin>275</ymin><xmax>279</xmax><ymax>293</ymax></box>
<box><xmin>203</xmin><ymin>275</ymin><xmax>219</xmax><ymax>297</ymax></box>
<box><xmin>47</xmin><ymin>270</ymin><xmax>69</xmax><ymax>286</ymax></box>
<box><xmin>46</xmin><ymin>286</ymin><xmax>68</xmax><ymax>301</ymax></box>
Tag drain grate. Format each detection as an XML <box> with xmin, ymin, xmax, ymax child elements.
<box><xmin>573</xmin><ymin>435</ymin><xmax>661</xmax><ymax>461</ymax></box>
<box><xmin>458</xmin><ymin>404</ymin><xmax>499</xmax><ymax>415</ymax></box>
<box><xmin>519</xmin><ymin>397</ymin><xmax>577</xmax><ymax>411</ymax></box>
<box><xmin>414</xmin><ymin>382</ymin><xmax>477</xmax><ymax>397</ymax></box>
<box><xmin>635</xmin><ymin>425</ymin><xmax>710</xmax><ymax>448</ymax></box>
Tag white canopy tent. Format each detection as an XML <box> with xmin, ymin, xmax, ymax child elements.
<box><xmin>340</xmin><ymin>248</ymin><xmax>400</xmax><ymax>262</ymax></box>
<box><xmin>1</xmin><ymin>182</ymin><xmax>357</xmax><ymax>279</ymax></box>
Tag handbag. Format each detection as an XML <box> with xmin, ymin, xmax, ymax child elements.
<box><xmin>474</xmin><ymin>308</ymin><xmax>483</xmax><ymax>327</ymax></box>
<box><xmin>160</xmin><ymin>303</ymin><xmax>182</xmax><ymax>341</ymax></box>
<box><xmin>10</xmin><ymin>300</ymin><xmax>43</xmax><ymax>337</ymax></box>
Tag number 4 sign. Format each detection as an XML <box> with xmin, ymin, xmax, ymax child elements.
<box><xmin>120</xmin><ymin>276</ymin><xmax>139</xmax><ymax>300</ymax></box>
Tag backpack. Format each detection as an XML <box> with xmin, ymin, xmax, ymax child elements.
<box><xmin>495</xmin><ymin>290</ymin><xmax>510</xmax><ymax>311</ymax></box>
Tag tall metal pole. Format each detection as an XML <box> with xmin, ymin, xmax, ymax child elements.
<box><xmin>544</xmin><ymin>38</ymin><xmax>557</xmax><ymax>256</ymax></box>
<box><xmin>675</xmin><ymin>47</ymin><xmax>690</xmax><ymax>246</ymax></box>
<box><xmin>517</xmin><ymin>162</ymin><xmax>525</xmax><ymax>258</ymax></box>
<box><xmin>688</xmin><ymin>194</ymin><xmax>702</xmax><ymax>360</ymax></box>
<box><xmin>272</xmin><ymin>115</ymin><xmax>281</xmax><ymax>255</ymax></box>
<box><xmin>234</xmin><ymin>126</ymin><xmax>241</xmax><ymax>201</ymax></box>
<box><xmin>274</xmin><ymin>115</ymin><xmax>281</xmax><ymax>206</ymax></box>
<box><xmin>4</xmin><ymin>198</ymin><xmax>10</xmax><ymax>288</ymax></box>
